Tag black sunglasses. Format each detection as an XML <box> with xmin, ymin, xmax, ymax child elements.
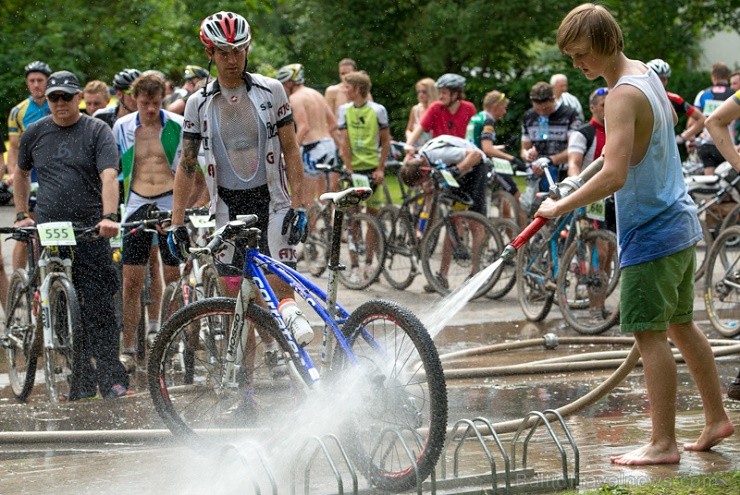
<box><xmin>47</xmin><ymin>93</ymin><xmax>76</xmax><ymax>103</ymax></box>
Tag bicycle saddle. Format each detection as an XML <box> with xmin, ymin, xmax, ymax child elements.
<box><xmin>320</xmin><ymin>187</ymin><xmax>373</xmax><ymax>207</ymax></box>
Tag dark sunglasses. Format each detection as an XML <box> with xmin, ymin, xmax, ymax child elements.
<box><xmin>47</xmin><ymin>93</ymin><xmax>76</xmax><ymax>102</ymax></box>
<box><xmin>594</xmin><ymin>87</ymin><xmax>608</xmax><ymax>96</ymax></box>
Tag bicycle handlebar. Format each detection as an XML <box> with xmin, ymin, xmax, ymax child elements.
<box><xmin>508</xmin><ymin>156</ymin><xmax>605</xmax><ymax>252</ymax></box>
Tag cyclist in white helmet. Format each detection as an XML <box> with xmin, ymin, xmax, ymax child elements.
<box><xmin>167</xmin><ymin>12</ymin><xmax>309</xmax><ymax>370</ymax></box>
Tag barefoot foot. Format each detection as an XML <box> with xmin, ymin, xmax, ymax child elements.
<box><xmin>684</xmin><ymin>419</ymin><xmax>735</xmax><ymax>451</ymax></box>
<box><xmin>610</xmin><ymin>443</ymin><xmax>680</xmax><ymax>466</ymax></box>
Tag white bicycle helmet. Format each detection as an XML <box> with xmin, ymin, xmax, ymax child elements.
<box><xmin>200</xmin><ymin>11</ymin><xmax>252</xmax><ymax>51</ymax></box>
<box><xmin>435</xmin><ymin>73</ymin><xmax>466</xmax><ymax>91</ymax></box>
<box><xmin>646</xmin><ymin>59</ymin><xmax>671</xmax><ymax>78</ymax></box>
<box><xmin>184</xmin><ymin>65</ymin><xmax>209</xmax><ymax>81</ymax></box>
<box><xmin>24</xmin><ymin>61</ymin><xmax>51</xmax><ymax>77</ymax></box>
<box><xmin>276</xmin><ymin>64</ymin><xmax>304</xmax><ymax>85</ymax></box>
<box><xmin>112</xmin><ymin>69</ymin><xmax>141</xmax><ymax>90</ymax></box>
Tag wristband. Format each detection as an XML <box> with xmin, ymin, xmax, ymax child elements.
<box><xmin>15</xmin><ymin>212</ymin><xmax>30</xmax><ymax>222</ymax></box>
<box><xmin>101</xmin><ymin>212</ymin><xmax>120</xmax><ymax>222</ymax></box>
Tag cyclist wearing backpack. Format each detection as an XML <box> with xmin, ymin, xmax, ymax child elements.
<box><xmin>693</xmin><ymin>62</ymin><xmax>735</xmax><ymax>176</ymax></box>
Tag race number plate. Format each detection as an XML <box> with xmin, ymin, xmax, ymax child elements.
<box><xmin>351</xmin><ymin>173</ymin><xmax>371</xmax><ymax>188</ymax></box>
<box><xmin>38</xmin><ymin>222</ymin><xmax>76</xmax><ymax>246</ymax></box>
<box><xmin>492</xmin><ymin>158</ymin><xmax>514</xmax><ymax>175</ymax></box>
<box><xmin>109</xmin><ymin>230</ymin><xmax>123</xmax><ymax>249</ymax></box>
<box><xmin>586</xmin><ymin>200</ymin><xmax>606</xmax><ymax>222</ymax></box>
<box><xmin>189</xmin><ymin>215</ymin><xmax>215</xmax><ymax>229</ymax></box>
<box><xmin>439</xmin><ymin>169</ymin><xmax>460</xmax><ymax>188</ymax></box>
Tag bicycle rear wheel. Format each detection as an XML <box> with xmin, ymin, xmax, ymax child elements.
<box><xmin>516</xmin><ymin>230</ymin><xmax>555</xmax><ymax>321</ymax></box>
<box><xmin>704</xmin><ymin>225</ymin><xmax>740</xmax><ymax>337</ymax></box>
<box><xmin>382</xmin><ymin>210</ymin><xmax>418</xmax><ymax>290</ymax></box>
<box><xmin>695</xmin><ymin>218</ymin><xmax>713</xmax><ymax>281</ymax></box>
<box><xmin>338</xmin><ymin>299</ymin><xmax>447</xmax><ymax>493</ymax></box>
<box><xmin>4</xmin><ymin>269</ymin><xmax>38</xmax><ymax>401</ymax></box>
<box><xmin>45</xmin><ymin>276</ymin><xmax>82</xmax><ymax>403</ymax></box>
<box><xmin>420</xmin><ymin>210</ymin><xmax>503</xmax><ymax>299</ymax></box>
<box><xmin>557</xmin><ymin>229</ymin><xmax>621</xmax><ymax>335</ymax></box>
<box><xmin>488</xmin><ymin>189</ymin><xmax>523</xmax><ymax>228</ymax></box>
<box><xmin>339</xmin><ymin>211</ymin><xmax>386</xmax><ymax>290</ymax></box>
<box><xmin>302</xmin><ymin>204</ymin><xmax>331</xmax><ymax>277</ymax></box>
<box><xmin>486</xmin><ymin>218</ymin><xmax>519</xmax><ymax>299</ymax></box>
<box><xmin>148</xmin><ymin>297</ymin><xmax>309</xmax><ymax>444</ymax></box>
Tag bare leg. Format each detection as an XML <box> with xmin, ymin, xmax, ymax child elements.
<box><xmin>610</xmin><ymin>330</ymin><xmax>681</xmax><ymax>466</ymax></box>
<box><xmin>121</xmin><ymin>264</ymin><xmax>147</xmax><ymax>352</ymax></box>
<box><xmin>669</xmin><ymin>321</ymin><xmax>735</xmax><ymax>451</ymax></box>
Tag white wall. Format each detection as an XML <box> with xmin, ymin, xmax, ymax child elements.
<box><xmin>698</xmin><ymin>30</ymin><xmax>740</xmax><ymax>71</ymax></box>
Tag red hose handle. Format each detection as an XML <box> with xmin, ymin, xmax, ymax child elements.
<box><xmin>511</xmin><ymin>216</ymin><xmax>549</xmax><ymax>249</ymax></box>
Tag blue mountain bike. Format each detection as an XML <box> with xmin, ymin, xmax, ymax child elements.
<box><xmin>147</xmin><ymin>187</ymin><xmax>447</xmax><ymax>493</ymax></box>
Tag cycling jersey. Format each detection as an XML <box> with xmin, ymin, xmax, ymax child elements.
<box><xmin>568</xmin><ymin>118</ymin><xmax>606</xmax><ymax>165</ymax></box>
<box><xmin>666</xmin><ymin>91</ymin><xmax>698</xmax><ymax>119</ymax></box>
<box><xmin>337</xmin><ymin>101</ymin><xmax>389</xmax><ymax>171</ymax></box>
<box><xmin>521</xmin><ymin>105</ymin><xmax>581</xmax><ymax>159</ymax></box>
<box><xmin>183</xmin><ymin>72</ymin><xmax>294</xmax><ymax>219</ymax></box>
<box><xmin>420</xmin><ymin>100</ymin><xmax>477</xmax><ymax>139</ymax></box>
<box><xmin>465</xmin><ymin>110</ymin><xmax>496</xmax><ymax>148</ymax></box>
<box><xmin>112</xmin><ymin>109</ymin><xmax>184</xmax><ymax>204</ymax></box>
<box><xmin>7</xmin><ymin>96</ymin><xmax>49</xmax><ymax>138</ymax></box>
<box><xmin>93</xmin><ymin>105</ymin><xmax>121</xmax><ymax>129</ymax></box>
<box><xmin>694</xmin><ymin>82</ymin><xmax>734</xmax><ymax>144</ymax></box>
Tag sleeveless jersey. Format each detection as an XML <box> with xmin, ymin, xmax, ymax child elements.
<box><xmin>613</xmin><ymin>70</ymin><xmax>701</xmax><ymax>267</ymax></box>
<box><xmin>694</xmin><ymin>82</ymin><xmax>734</xmax><ymax>143</ymax></box>
<box><xmin>337</xmin><ymin>101</ymin><xmax>389</xmax><ymax>171</ymax></box>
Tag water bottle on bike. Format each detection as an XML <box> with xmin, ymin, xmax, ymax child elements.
<box><xmin>278</xmin><ymin>298</ymin><xmax>314</xmax><ymax>346</ymax></box>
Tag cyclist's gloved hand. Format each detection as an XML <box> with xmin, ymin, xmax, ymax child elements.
<box><xmin>531</xmin><ymin>156</ymin><xmax>553</xmax><ymax>170</ymax></box>
<box><xmin>167</xmin><ymin>225</ymin><xmax>190</xmax><ymax>262</ymax></box>
<box><xmin>281</xmin><ymin>207</ymin><xmax>308</xmax><ymax>245</ymax></box>
<box><xmin>510</xmin><ymin>156</ymin><xmax>527</xmax><ymax>172</ymax></box>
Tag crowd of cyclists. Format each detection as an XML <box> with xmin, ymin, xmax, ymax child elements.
<box><xmin>2</xmin><ymin>6</ymin><xmax>740</xmax><ymax>403</ymax></box>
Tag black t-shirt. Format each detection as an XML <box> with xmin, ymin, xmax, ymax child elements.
<box><xmin>18</xmin><ymin>114</ymin><xmax>119</xmax><ymax>226</ymax></box>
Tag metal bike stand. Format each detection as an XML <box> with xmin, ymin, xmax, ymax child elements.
<box><xmin>291</xmin><ymin>434</ymin><xmax>358</xmax><ymax>495</ymax></box>
<box><xmin>432</xmin><ymin>409</ymin><xmax>579</xmax><ymax>494</ymax></box>
<box><xmin>219</xmin><ymin>441</ymin><xmax>278</xmax><ymax>495</ymax></box>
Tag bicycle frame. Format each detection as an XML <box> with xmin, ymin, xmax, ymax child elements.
<box><xmin>220</xmin><ymin>189</ymin><xmax>378</xmax><ymax>393</ymax></box>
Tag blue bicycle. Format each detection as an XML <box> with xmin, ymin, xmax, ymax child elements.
<box><xmin>147</xmin><ymin>187</ymin><xmax>447</xmax><ymax>493</ymax></box>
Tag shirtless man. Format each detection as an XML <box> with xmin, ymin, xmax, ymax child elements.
<box><xmin>324</xmin><ymin>58</ymin><xmax>358</xmax><ymax>117</ymax></box>
<box><xmin>112</xmin><ymin>73</ymin><xmax>184</xmax><ymax>368</ymax></box>
<box><xmin>277</xmin><ymin>63</ymin><xmax>339</xmax><ymax>203</ymax></box>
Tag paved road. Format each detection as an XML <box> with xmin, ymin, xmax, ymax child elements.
<box><xmin>0</xmin><ymin>203</ymin><xmax>738</xmax><ymax>494</ymax></box>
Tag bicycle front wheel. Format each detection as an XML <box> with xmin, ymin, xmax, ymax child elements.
<box><xmin>420</xmin><ymin>210</ymin><xmax>503</xmax><ymax>299</ymax></box>
<box><xmin>45</xmin><ymin>276</ymin><xmax>82</xmax><ymax>403</ymax></box>
<box><xmin>5</xmin><ymin>269</ymin><xmax>38</xmax><ymax>401</ymax></box>
<box><xmin>339</xmin><ymin>211</ymin><xmax>386</xmax><ymax>290</ymax></box>
<box><xmin>338</xmin><ymin>299</ymin><xmax>447</xmax><ymax>493</ymax></box>
<box><xmin>148</xmin><ymin>297</ymin><xmax>309</xmax><ymax>444</ymax></box>
<box><xmin>704</xmin><ymin>225</ymin><xmax>740</xmax><ymax>337</ymax></box>
<box><xmin>382</xmin><ymin>211</ymin><xmax>418</xmax><ymax>290</ymax></box>
<box><xmin>557</xmin><ymin>229</ymin><xmax>621</xmax><ymax>335</ymax></box>
<box><xmin>516</xmin><ymin>230</ymin><xmax>555</xmax><ymax>321</ymax></box>
<box><xmin>486</xmin><ymin>218</ymin><xmax>519</xmax><ymax>299</ymax></box>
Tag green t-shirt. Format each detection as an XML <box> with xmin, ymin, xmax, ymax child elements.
<box><xmin>465</xmin><ymin>110</ymin><xmax>496</xmax><ymax>149</ymax></box>
<box><xmin>337</xmin><ymin>101</ymin><xmax>389</xmax><ymax>171</ymax></box>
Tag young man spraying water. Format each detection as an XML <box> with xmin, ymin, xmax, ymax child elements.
<box><xmin>536</xmin><ymin>3</ymin><xmax>734</xmax><ymax>465</ymax></box>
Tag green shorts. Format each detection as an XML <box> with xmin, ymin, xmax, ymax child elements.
<box><xmin>619</xmin><ymin>245</ymin><xmax>695</xmax><ymax>333</ymax></box>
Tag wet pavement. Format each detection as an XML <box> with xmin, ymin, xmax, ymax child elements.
<box><xmin>0</xmin><ymin>203</ymin><xmax>739</xmax><ymax>494</ymax></box>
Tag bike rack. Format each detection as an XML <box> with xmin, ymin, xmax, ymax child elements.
<box><xmin>434</xmin><ymin>409</ymin><xmax>579</xmax><ymax>494</ymax></box>
<box><xmin>212</xmin><ymin>410</ymin><xmax>577</xmax><ymax>494</ymax></box>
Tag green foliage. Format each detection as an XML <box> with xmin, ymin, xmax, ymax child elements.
<box><xmin>0</xmin><ymin>0</ymin><xmax>737</xmax><ymax>150</ymax></box>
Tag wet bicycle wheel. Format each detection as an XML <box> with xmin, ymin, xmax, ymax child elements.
<box><xmin>337</xmin><ymin>299</ymin><xmax>447</xmax><ymax>493</ymax></box>
<box><xmin>704</xmin><ymin>225</ymin><xmax>740</xmax><ymax>337</ymax></box>
<box><xmin>302</xmin><ymin>204</ymin><xmax>331</xmax><ymax>277</ymax></box>
<box><xmin>516</xmin><ymin>230</ymin><xmax>555</xmax><ymax>321</ymax></box>
<box><xmin>557</xmin><ymin>229</ymin><xmax>621</xmax><ymax>335</ymax></box>
<box><xmin>487</xmin><ymin>218</ymin><xmax>519</xmax><ymax>299</ymax></box>
<box><xmin>420</xmin><ymin>210</ymin><xmax>503</xmax><ymax>299</ymax></box>
<box><xmin>45</xmin><ymin>276</ymin><xmax>82</xmax><ymax>403</ymax></box>
<box><xmin>339</xmin><ymin>211</ymin><xmax>386</xmax><ymax>290</ymax></box>
<box><xmin>4</xmin><ymin>269</ymin><xmax>38</xmax><ymax>401</ymax></box>
<box><xmin>148</xmin><ymin>297</ymin><xmax>310</xmax><ymax>444</ymax></box>
<box><xmin>382</xmin><ymin>210</ymin><xmax>418</xmax><ymax>290</ymax></box>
